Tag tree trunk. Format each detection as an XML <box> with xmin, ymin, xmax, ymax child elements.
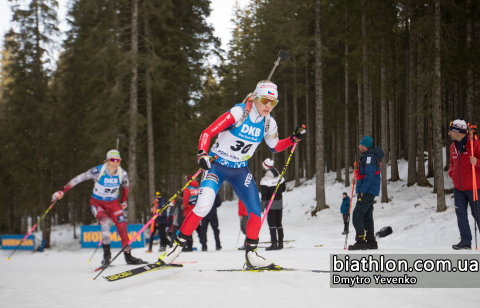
<box><xmin>293</xmin><ymin>56</ymin><xmax>300</xmax><ymax>187</ymax></box>
<box><xmin>380</xmin><ymin>49</ymin><xmax>388</xmax><ymax>203</ymax></box>
<box><xmin>445</xmin><ymin>86</ymin><xmax>453</xmax><ymax>170</ymax></box>
<box><xmin>336</xmin><ymin>128</ymin><xmax>342</xmax><ymax>182</ymax></box>
<box><xmin>127</xmin><ymin>0</ymin><xmax>139</xmax><ymax>222</ymax></box>
<box><xmin>428</xmin><ymin>115</ymin><xmax>434</xmax><ymax>177</ymax></box>
<box><xmin>357</xmin><ymin>72</ymin><xmax>363</xmax><ymax>159</ymax></box>
<box><xmin>362</xmin><ymin>0</ymin><xmax>371</xmax><ymax>137</ymax></box>
<box><xmin>466</xmin><ymin>0</ymin><xmax>473</xmax><ymax>118</ymax></box>
<box><xmin>344</xmin><ymin>6</ymin><xmax>350</xmax><ymax>187</ymax></box>
<box><xmin>433</xmin><ymin>1</ymin><xmax>446</xmax><ymax>212</ymax></box>
<box><xmin>284</xmin><ymin>79</ymin><xmax>288</xmax><ymax>167</ymax></box>
<box><xmin>144</xmin><ymin>4</ymin><xmax>155</xmax><ymax>205</ymax></box>
<box><xmin>407</xmin><ymin>14</ymin><xmax>417</xmax><ymax>186</ymax></box>
<box><xmin>305</xmin><ymin>64</ymin><xmax>313</xmax><ymax>180</ymax></box>
<box><xmin>314</xmin><ymin>0</ymin><xmax>326</xmax><ymax>213</ymax></box>
<box><xmin>390</xmin><ymin>30</ymin><xmax>399</xmax><ymax>180</ymax></box>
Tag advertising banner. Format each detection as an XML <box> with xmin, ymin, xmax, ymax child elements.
<box><xmin>1</xmin><ymin>235</ymin><xmax>35</xmax><ymax>250</ymax></box>
<box><xmin>81</xmin><ymin>224</ymin><xmax>144</xmax><ymax>248</ymax></box>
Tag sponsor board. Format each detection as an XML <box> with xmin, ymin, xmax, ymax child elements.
<box><xmin>81</xmin><ymin>224</ymin><xmax>144</xmax><ymax>248</ymax></box>
<box><xmin>1</xmin><ymin>235</ymin><xmax>35</xmax><ymax>250</ymax></box>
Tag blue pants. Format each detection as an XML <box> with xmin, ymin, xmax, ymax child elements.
<box><xmin>453</xmin><ymin>188</ymin><xmax>480</xmax><ymax>245</ymax></box>
<box><xmin>194</xmin><ymin>163</ymin><xmax>261</xmax><ymax>219</ymax></box>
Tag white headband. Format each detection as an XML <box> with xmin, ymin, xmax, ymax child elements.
<box><xmin>254</xmin><ymin>83</ymin><xmax>278</xmax><ymax>99</ymax></box>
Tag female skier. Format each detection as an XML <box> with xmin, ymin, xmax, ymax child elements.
<box><xmin>158</xmin><ymin>81</ymin><xmax>306</xmax><ymax>269</ymax></box>
<box><xmin>51</xmin><ymin>150</ymin><xmax>146</xmax><ymax>266</ymax></box>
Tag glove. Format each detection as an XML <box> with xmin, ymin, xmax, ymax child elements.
<box><xmin>290</xmin><ymin>125</ymin><xmax>306</xmax><ymax>142</ymax></box>
<box><xmin>197</xmin><ymin>150</ymin><xmax>211</xmax><ymax>170</ymax></box>
<box><xmin>120</xmin><ymin>202</ymin><xmax>128</xmax><ymax>209</ymax></box>
<box><xmin>52</xmin><ymin>191</ymin><xmax>64</xmax><ymax>202</ymax></box>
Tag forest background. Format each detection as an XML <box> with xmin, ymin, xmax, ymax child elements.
<box><xmin>0</xmin><ymin>0</ymin><xmax>479</xmax><ymax>247</ymax></box>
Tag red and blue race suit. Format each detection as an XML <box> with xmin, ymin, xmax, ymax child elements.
<box><xmin>180</xmin><ymin>103</ymin><xmax>295</xmax><ymax>240</ymax></box>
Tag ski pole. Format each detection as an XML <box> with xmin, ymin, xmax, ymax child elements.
<box><xmin>235</xmin><ymin>228</ymin><xmax>241</xmax><ymax>250</ymax></box>
<box><xmin>468</xmin><ymin>124</ymin><xmax>478</xmax><ymax>250</ymax></box>
<box><xmin>344</xmin><ymin>161</ymin><xmax>358</xmax><ymax>250</ymax></box>
<box><xmin>93</xmin><ymin>155</ymin><xmax>217</xmax><ymax>280</ymax></box>
<box><xmin>88</xmin><ymin>240</ymin><xmax>103</xmax><ymax>263</ymax></box>
<box><xmin>7</xmin><ymin>201</ymin><xmax>57</xmax><ymax>260</ymax></box>
<box><xmin>260</xmin><ymin>125</ymin><xmax>305</xmax><ymax>228</ymax></box>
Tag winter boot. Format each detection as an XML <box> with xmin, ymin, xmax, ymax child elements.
<box><xmin>158</xmin><ymin>231</ymin><xmax>190</xmax><ymax>265</ymax></box>
<box><xmin>124</xmin><ymin>251</ymin><xmax>147</xmax><ymax>265</ymax></box>
<box><xmin>245</xmin><ymin>238</ymin><xmax>275</xmax><ymax>269</ymax></box>
<box><xmin>202</xmin><ymin>245</ymin><xmax>208</xmax><ymax>252</ymax></box>
<box><xmin>159</xmin><ymin>246</ymin><xmax>166</xmax><ymax>252</ymax></box>
<box><xmin>452</xmin><ymin>240</ymin><xmax>471</xmax><ymax>250</ymax></box>
<box><xmin>277</xmin><ymin>227</ymin><xmax>284</xmax><ymax>250</ymax></box>
<box><xmin>265</xmin><ymin>240</ymin><xmax>278</xmax><ymax>251</ymax></box>
<box><xmin>348</xmin><ymin>233</ymin><xmax>369</xmax><ymax>250</ymax></box>
<box><xmin>101</xmin><ymin>244</ymin><xmax>111</xmax><ymax>267</ymax></box>
<box><xmin>366</xmin><ymin>229</ymin><xmax>378</xmax><ymax>249</ymax></box>
<box><xmin>342</xmin><ymin>230</ymin><xmax>348</xmax><ymax>235</ymax></box>
<box><xmin>216</xmin><ymin>245</ymin><xmax>222</xmax><ymax>251</ymax></box>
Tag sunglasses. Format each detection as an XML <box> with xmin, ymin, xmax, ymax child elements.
<box><xmin>255</xmin><ymin>95</ymin><xmax>279</xmax><ymax>107</ymax></box>
<box><xmin>109</xmin><ymin>158</ymin><xmax>121</xmax><ymax>163</ymax></box>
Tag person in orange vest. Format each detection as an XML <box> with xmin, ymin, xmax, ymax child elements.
<box><xmin>447</xmin><ymin>118</ymin><xmax>480</xmax><ymax>250</ymax></box>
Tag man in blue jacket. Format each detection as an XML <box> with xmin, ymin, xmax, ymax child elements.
<box><xmin>340</xmin><ymin>192</ymin><xmax>351</xmax><ymax>235</ymax></box>
<box><xmin>349</xmin><ymin>136</ymin><xmax>384</xmax><ymax>250</ymax></box>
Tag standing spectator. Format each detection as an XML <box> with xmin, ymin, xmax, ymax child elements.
<box><xmin>183</xmin><ymin>175</ymin><xmax>200</xmax><ymax>252</ymax></box>
<box><xmin>349</xmin><ymin>135</ymin><xmax>384</xmax><ymax>250</ymax></box>
<box><xmin>238</xmin><ymin>200</ymin><xmax>248</xmax><ymax>250</ymax></box>
<box><xmin>260</xmin><ymin>158</ymin><xmax>286</xmax><ymax>250</ymax></box>
<box><xmin>448</xmin><ymin>118</ymin><xmax>480</xmax><ymax>250</ymax></box>
<box><xmin>340</xmin><ymin>192</ymin><xmax>351</xmax><ymax>235</ymax></box>
<box><xmin>200</xmin><ymin>193</ymin><xmax>222</xmax><ymax>251</ymax></box>
<box><xmin>146</xmin><ymin>192</ymin><xmax>171</xmax><ymax>252</ymax></box>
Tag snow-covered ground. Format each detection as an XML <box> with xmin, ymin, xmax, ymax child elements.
<box><xmin>1</xmin><ymin>158</ymin><xmax>479</xmax><ymax>308</ymax></box>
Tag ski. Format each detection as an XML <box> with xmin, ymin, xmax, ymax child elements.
<box><xmin>314</xmin><ymin>245</ymin><xmax>323</xmax><ymax>247</ymax></box>
<box><xmin>93</xmin><ymin>264</ymin><xmax>116</xmax><ymax>273</ymax></box>
<box><xmin>171</xmin><ymin>261</ymin><xmax>197</xmax><ymax>264</ymax></box>
<box><xmin>205</xmin><ymin>266</ymin><xmax>329</xmax><ymax>273</ymax></box>
<box><xmin>103</xmin><ymin>262</ymin><xmax>183</xmax><ymax>282</ymax></box>
<box><xmin>258</xmin><ymin>240</ymin><xmax>296</xmax><ymax>244</ymax></box>
<box><xmin>258</xmin><ymin>246</ymin><xmax>294</xmax><ymax>249</ymax></box>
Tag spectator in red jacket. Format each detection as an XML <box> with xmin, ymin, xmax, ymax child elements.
<box><xmin>183</xmin><ymin>175</ymin><xmax>200</xmax><ymax>251</ymax></box>
<box><xmin>448</xmin><ymin>118</ymin><xmax>480</xmax><ymax>250</ymax></box>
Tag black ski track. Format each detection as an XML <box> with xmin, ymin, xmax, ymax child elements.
<box><xmin>200</xmin><ymin>266</ymin><xmax>329</xmax><ymax>273</ymax></box>
<box><xmin>258</xmin><ymin>240</ymin><xmax>296</xmax><ymax>244</ymax></box>
<box><xmin>102</xmin><ymin>262</ymin><xmax>183</xmax><ymax>282</ymax></box>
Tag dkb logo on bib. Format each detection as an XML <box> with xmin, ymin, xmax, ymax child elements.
<box><xmin>240</xmin><ymin>124</ymin><xmax>261</xmax><ymax>137</ymax></box>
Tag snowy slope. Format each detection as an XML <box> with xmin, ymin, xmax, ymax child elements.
<box><xmin>1</xmin><ymin>158</ymin><xmax>479</xmax><ymax>308</ymax></box>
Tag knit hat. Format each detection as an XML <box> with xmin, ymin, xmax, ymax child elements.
<box><xmin>449</xmin><ymin>118</ymin><xmax>468</xmax><ymax>134</ymax></box>
<box><xmin>106</xmin><ymin>149</ymin><xmax>121</xmax><ymax>160</ymax></box>
<box><xmin>262</xmin><ymin>158</ymin><xmax>274</xmax><ymax>169</ymax></box>
<box><xmin>359</xmin><ymin>135</ymin><xmax>373</xmax><ymax>149</ymax></box>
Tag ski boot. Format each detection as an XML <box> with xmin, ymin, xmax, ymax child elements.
<box><xmin>277</xmin><ymin>228</ymin><xmax>284</xmax><ymax>250</ymax></box>
<box><xmin>158</xmin><ymin>231</ymin><xmax>190</xmax><ymax>265</ymax></box>
<box><xmin>366</xmin><ymin>229</ymin><xmax>378</xmax><ymax>249</ymax></box>
<box><xmin>145</xmin><ymin>250</ymin><xmax>153</xmax><ymax>253</ymax></box>
<box><xmin>265</xmin><ymin>240</ymin><xmax>278</xmax><ymax>251</ymax></box>
<box><xmin>348</xmin><ymin>233</ymin><xmax>369</xmax><ymax>250</ymax></box>
<box><xmin>101</xmin><ymin>244</ymin><xmax>111</xmax><ymax>267</ymax></box>
<box><xmin>124</xmin><ymin>251</ymin><xmax>147</xmax><ymax>264</ymax></box>
<box><xmin>245</xmin><ymin>238</ymin><xmax>275</xmax><ymax>269</ymax></box>
<box><xmin>452</xmin><ymin>240</ymin><xmax>471</xmax><ymax>250</ymax></box>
